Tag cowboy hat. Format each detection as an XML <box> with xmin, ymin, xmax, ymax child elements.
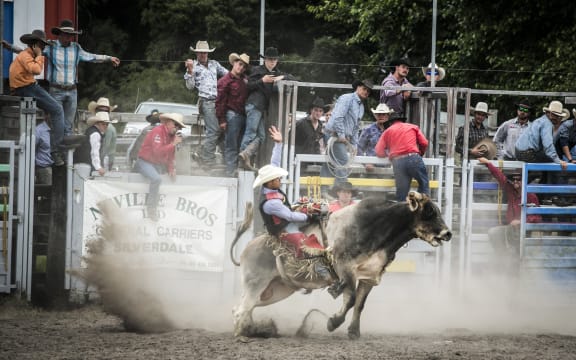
<box><xmin>87</xmin><ymin>112</ymin><xmax>111</xmax><ymax>127</ymax></box>
<box><xmin>543</xmin><ymin>100</ymin><xmax>570</xmax><ymax>120</ymax></box>
<box><xmin>328</xmin><ymin>181</ymin><xmax>359</xmax><ymax>198</ymax></box>
<box><xmin>470</xmin><ymin>102</ymin><xmax>493</xmax><ymax>115</ymax></box>
<box><xmin>514</xmin><ymin>99</ymin><xmax>532</xmax><ymax>111</ymax></box>
<box><xmin>471</xmin><ymin>138</ymin><xmax>497</xmax><ymax>160</ymax></box>
<box><xmin>228</xmin><ymin>53</ymin><xmax>250</xmax><ymax>67</ymax></box>
<box><xmin>259</xmin><ymin>47</ymin><xmax>279</xmax><ymax>59</ymax></box>
<box><xmin>88</xmin><ymin>97</ymin><xmax>118</xmax><ymax>113</ymax></box>
<box><xmin>371</xmin><ymin>103</ymin><xmax>394</xmax><ymax>115</ymax></box>
<box><xmin>573</xmin><ymin>108</ymin><xmax>576</xmax><ymax>120</ymax></box>
<box><xmin>421</xmin><ymin>63</ymin><xmax>446</xmax><ymax>81</ymax></box>
<box><xmin>51</xmin><ymin>19</ymin><xmax>82</xmax><ymax>35</ymax></box>
<box><xmin>190</xmin><ymin>40</ymin><xmax>215</xmax><ymax>53</ymax></box>
<box><xmin>253</xmin><ymin>165</ymin><xmax>288</xmax><ymax>188</ymax></box>
<box><xmin>309</xmin><ymin>97</ymin><xmax>325</xmax><ymax>111</ymax></box>
<box><xmin>20</xmin><ymin>30</ymin><xmax>49</xmax><ymax>46</ymax></box>
<box><xmin>160</xmin><ymin>113</ymin><xmax>187</xmax><ymax>128</ymax></box>
<box><xmin>352</xmin><ymin>79</ymin><xmax>374</xmax><ymax>91</ymax></box>
<box><xmin>389</xmin><ymin>112</ymin><xmax>407</xmax><ymax>122</ymax></box>
<box><xmin>146</xmin><ymin>109</ymin><xmax>161</xmax><ymax>124</ymax></box>
<box><xmin>390</xmin><ymin>57</ymin><xmax>412</xmax><ymax>71</ymax></box>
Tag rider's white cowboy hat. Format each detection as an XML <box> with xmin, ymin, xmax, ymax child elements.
<box><xmin>160</xmin><ymin>113</ymin><xmax>187</xmax><ymax>128</ymax></box>
<box><xmin>86</xmin><ymin>112</ymin><xmax>112</xmax><ymax>127</ymax></box>
<box><xmin>543</xmin><ymin>100</ymin><xmax>570</xmax><ymax>120</ymax></box>
<box><xmin>190</xmin><ymin>40</ymin><xmax>215</xmax><ymax>53</ymax></box>
<box><xmin>253</xmin><ymin>165</ymin><xmax>288</xmax><ymax>188</ymax></box>
<box><xmin>421</xmin><ymin>63</ymin><xmax>446</xmax><ymax>81</ymax></box>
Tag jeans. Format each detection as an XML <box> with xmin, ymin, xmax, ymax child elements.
<box><xmin>241</xmin><ymin>103</ymin><xmax>265</xmax><ymax>151</ymax></box>
<box><xmin>135</xmin><ymin>158</ymin><xmax>165</xmax><ymax>210</ymax></box>
<box><xmin>200</xmin><ymin>99</ymin><xmax>223</xmax><ymax>165</ymax></box>
<box><xmin>321</xmin><ymin>140</ymin><xmax>350</xmax><ymax>184</ymax></box>
<box><xmin>14</xmin><ymin>83</ymin><xmax>66</xmax><ymax>151</ymax></box>
<box><xmin>224</xmin><ymin>110</ymin><xmax>245</xmax><ymax>176</ymax></box>
<box><xmin>49</xmin><ymin>87</ymin><xmax>76</xmax><ymax>135</ymax></box>
<box><xmin>391</xmin><ymin>154</ymin><xmax>430</xmax><ymax>201</ymax></box>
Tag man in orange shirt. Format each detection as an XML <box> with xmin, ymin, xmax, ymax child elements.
<box><xmin>9</xmin><ymin>30</ymin><xmax>67</xmax><ymax>166</ymax></box>
<box><xmin>375</xmin><ymin>113</ymin><xmax>429</xmax><ymax>201</ymax></box>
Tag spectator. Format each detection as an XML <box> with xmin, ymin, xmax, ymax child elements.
<box><xmin>515</xmin><ymin>100</ymin><xmax>568</xmax><ymax>170</ymax></box>
<box><xmin>357</xmin><ymin>103</ymin><xmax>393</xmax><ymax>173</ymax></box>
<box><xmin>455</xmin><ymin>102</ymin><xmax>492</xmax><ymax>159</ymax></box>
<box><xmin>184</xmin><ymin>41</ymin><xmax>229</xmax><ymax>169</ymax></box>
<box><xmin>323</xmin><ymin>79</ymin><xmax>373</xmax><ymax>184</ymax></box>
<box><xmin>127</xmin><ymin>109</ymin><xmax>161</xmax><ymax>170</ymax></box>
<box><xmin>239</xmin><ymin>47</ymin><xmax>296</xmax><ymax>170</ymax></box>
<box><xmin>556</xmin><ymin>109</ymin><xmax>576</xmax><ymax>164</ymax></box>
<box><xmin>415</xmin><ymin>63</ymin><xmax>446</xmax><ymax>87</ymax></box>
<box><xmin>73</xmin><ymin>112</ymin><xmax>112</xmax><ymax>176</ymax></box>
<box><xmin>295</xmin><ymin>97</ymin><xmax>325</xmax><ymax>155</ymax></box>
<box><xmin>35</xmin><ymin>117</ymin><xmax>54</xmax><ymax>185</ymax></box>
<box><xmin>379</xmin><ymin>57</ymin><xmax>412</xmax><ymax>114</ymax></box>
<box><xmin>215</xmin><ymin>53</ymin><xmax>250</xmax><ymax>177</ymax></box>
<box><xmin>375</xmin><ymin>113</ymin><xmax>430</xmax><ymax>201</ymax></box>
<box><xmin>493</xmin><ymin>100</ymin><xmax>532</xmax><ymax>160</ymax></box>
<box><xmin>88</xmin><ymin>97</ymin><xmax>118</xmax><ymax>170</ymax></box>
<box><xmin>9</xmin><ymin>29</ymin><xmax>67</xmax><ymax>166</ymax></box>
<box><xmin>328</xmin><ymin>181</ymin><xmax>358</xmax><ymax>214</ymax></box>
<box><xmin>135</xmin><ymin>113</ymin><xmax>185</xmax><ymax>221</ymax></box>
<box><xmin>477</xmin><ymin>157</ymin><xmax>541</xmax><ymax>273</ymax></box>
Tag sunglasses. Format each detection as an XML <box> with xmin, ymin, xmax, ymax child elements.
<box><xmin>518</xmin><ymin>105</ymin><xmax>531</xmax><ymax>113</ymax></box>
<box><xmin>426</xmin><ymin>71</ymin><xmax>438</xmax><ymax>75</ymax></box>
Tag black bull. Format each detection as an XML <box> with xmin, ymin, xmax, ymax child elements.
<box><xmin>230</xmin><ymin>191</ymin><xmax>452</xmax><ymax>339</ymax></box>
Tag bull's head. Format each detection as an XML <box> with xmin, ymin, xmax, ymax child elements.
<box><xmin>406</xmin><ymin>191</ymin><xmax>452</xmax><ymax>247</ymax></box>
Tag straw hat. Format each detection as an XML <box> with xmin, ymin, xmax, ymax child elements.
<box><xmin>228</xmin><ymin>53</ymin><xmax>250</xmax><ymax>67</ymax></box>
<box><xmin>86</xmin><ymin>112</ymin><xmax>111</xmax><ymax>126</ymax></box>
<box><xmin>88</xmin><ymin>97</ymin><xmax>118</xmax><ymax>113</ymax></box>
<box><xmin>190</xmin><ymin>40</ymin><xmax>215</xmax><ymax>53</ymax></box>
<box><xmin>253</xmin><ymin>165</ymin><xmax>288</xmax><ymax>188</ymax></box>
<box><xmin>371</xmin><ymin>103</ymin><xmax>394</xmax><ymax>115</ymax></box>
<box><xmin>470</xmin><ymin>102</ymin><xmax>493</xmax><ymax>115</ymax></box>
<box><xmin>159</xmin><ymin>113</ymin><xmax>187</xmax><ymax>128</ymax></box>
<box><xmin>543</xmin><ymin>101</ymin><xmax>570</xmax><ymax>120</ymax></box>
<box><xmin>421</xmin><ymin>63</ymin><xmax>446</xmax><ymax>81</ymax></box>
<box><xmin>471</xmin><ymin>138</ymin><xmax>497</xmax><ymax>159</ymax></box>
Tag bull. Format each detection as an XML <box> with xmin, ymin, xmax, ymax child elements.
<box><xmin>230</xmin><ymin>191</ymin><xmax>452</xmax><ymax>339</ymax></box>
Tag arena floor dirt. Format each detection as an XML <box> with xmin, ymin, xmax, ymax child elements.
<box><xmin>1</xmin><ymin>298</ymin><xmax>576</xmax><ymax>360</ymax></box>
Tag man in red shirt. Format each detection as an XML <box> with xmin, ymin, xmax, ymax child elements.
<box><xmin>135</xmin><ymin>113</ymin><xmax>186</xmax><ymax>221</ymax></box>
<box><xmin>374</xmin><ymin>113</ymin><xmax>429</xmax><ymax>201</ymax></box>
<box><xmin>216</xmin><ymin>53</ymin><xmax>250</xmax><ymax>177</ymax></box>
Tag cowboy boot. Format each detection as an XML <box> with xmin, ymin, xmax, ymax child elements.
<box><xmin>238</xmin><ymin>142</ymin><xmax>259</xmax><ymax>171</ymax></box>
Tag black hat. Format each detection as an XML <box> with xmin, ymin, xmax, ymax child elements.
<box><xmin>328</xmin><ymin>181</ymin><xmax>359</xmax><ymax>197</ymax></box>
<box><xmin>390</xmin><ymin>57</ymin><xmax>412</xmax><ymax>69</ymax></box>
<box><xmin>389</xmin><ymin>112</ymin><xmax>407</xmax><ymax>122</ymax></box>
<box><xmin>20</xmin><ymin>30</ymin><xmax>49</xmax><ymax>46</ymax></box>
<box><xmin>309</xmin><ymin>97</ymin><xmax>325</xmax><ymax>112</ymax></box>
<box><xmin>146</xmin><ymin>109</ymin><xmax>161</xmax><ymax>124</ymax></box>
<box><xmin>352</xmin><ymin>79</ymin><xmax>374</xmax><ymax>92</ymax></box>
<box><xmin>51</xmin><ymin>19</ymin><xmax>82</xmax><ymax>35</ymax></box>
<box><xmin>259</xmin><ymin>47</ymin><xmax>279</xmax><ymax>59</ymax></box>
<box><xmin>515</xmin><ymin>99</ymin><xmax>532</xmax><ymax>111</ymax></box>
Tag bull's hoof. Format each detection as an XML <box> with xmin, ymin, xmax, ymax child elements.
<box><xmin>327</xmin><ymin>316</ymin><xmax>344</xmax><ymax>332</ymax></box>
<box><xmin>347</xmin><ymin>327</ymin><xmax>360</xmax><ymax>340</ymax></box>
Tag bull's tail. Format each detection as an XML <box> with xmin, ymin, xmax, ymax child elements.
<box><xmin>229</xmin><ymin>202</ymin><xmax>254</xmax><ymax>266</ymax></box>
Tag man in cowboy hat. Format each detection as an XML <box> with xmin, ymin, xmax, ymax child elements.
<box><xmin>323</xmin><ymin>79</ymin><xmax>374</xmax><ymax>184</ymax></box>
<box><xmin>9</xmin><ymin>29</ymin><xmax>67</xmax><ymax>166</ymax></box>
<box><xmin>515</xmin><ymin>100</ymin><xmax>568</xmax><ymax>171</ymax></box>
<box><xmin>127</xmin><ymin>109</ymin><xmax>161</xmax><ymax>170</ymax></box>
<box><xmin>328</xmin><ymin>181</ymin><xmax>358</xmax><ymax>214</ymax></box>
<box><xmin>556</xmin><ymin>109</ymin><xmax>576</xmax><ymax>165</ymax></box>
<box><xmin>295</xmin><ymin>97</ymin><xmax>326</xmax><ymax>156</ymax></box>
<box><xmin>358</xmin><ymin>103</ymin><xmax>394</xmax><ymax>173</ymax></box>
<box><xmin>254</xmin><ymin>125</ymin><xmax>335</xmax><ymax>284</ymax></box>
<box><xmin>493</xmin><ymin>99</ymin><xmax>533</xmax><ymax>160</ymax></box>
<box><xmin>88</xmin><ymin>97</ymin><xmax>119</xmax><ymax>170</ymax></box>
<box><xmin>375</xmin><ymin>112</ymin><xmax>430</xmax><ymax>201</ymax></box>
<box><xmin>73</xmin><ymin>112</ymin><xmax>112</xmax><ymax>176</ymax></box>
<box><xmin>135</xmin><ymin>113</ymin><xmax>186</xmax><ymax>221</ymax></box>
<box><xmin>215</xmin><ymin>53</ymin><xmax>250</xmax><ymax>177</ymax></box>
<box><xmin>379</xmin><ymin>57</ymin><xmax>413</xmax><ymax>114</ymax></box>
<box><xmin>455</xmin><ymin>101</ymin><xmax>492</xmax><ymax>159</ymax></box>
<box><xmin>184</xmin><ymin>40</ymin><xmax>229</xmax><ymax>170</ymax></box>
<box><xmin>416</xmin><ymin>63</ymin><xmax>446</xmax><ymax>88</ymax></box>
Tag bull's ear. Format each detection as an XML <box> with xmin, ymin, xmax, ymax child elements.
<box><xmin>407</xmin><ymin>191</ymin><xmax>421</xmax><ymax>211</ymax></box>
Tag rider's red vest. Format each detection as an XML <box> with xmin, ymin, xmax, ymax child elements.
<box><xmin>259</xmin><ymin>189</ymin><xmax>291</xmax><ymax>236</ymax></box>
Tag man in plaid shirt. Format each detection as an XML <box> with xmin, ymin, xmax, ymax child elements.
<box><xmin>455</xmin><ymin>101</ymin><xmax>491</xmax><ymax>159</ymax></box>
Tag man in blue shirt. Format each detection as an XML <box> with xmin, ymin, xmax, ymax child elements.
<box><xmin>35</xmin><ymin>118</ymin><xmax>54</xmax><ymax>185</ymax></box>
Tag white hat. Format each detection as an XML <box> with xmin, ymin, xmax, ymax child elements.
<box><xmin>190</xmin><ymin>40</ymin><xmax>215</xmax><ymax>53</ymax></box>
<box><xmin>543</xmin><ymin>101</ymin><xmax>570</xmax><ymax>120</ymax></box>
<box><xmin>421</xmin><ymin>63</ymin><xmax>446</xmax><ymax>81</ymax></box>
<box><xmin>253</xmin><ymin>165</ymin><xmax>288</xmax><ymax>189</ymax></box>
<box><xmin>228</xmin><ymin>53</ymin><xmax>250</xmax><ymax>67</ymax></box>
<box><xmin>371</xmin><ymin>103</ymin><xmax>394</xmax><ymax>115</ymax></box>
<box><xmin>159</xmin><ymin>113</ymin><xmax>187</xmax><ymax>128</ymax></box>
<box><xmin>87</xmin><ymin>111</ymin><xmax>111</xmax><ymax>126</ymax></box>
<box><xmin>88</xmin><ymin>97</ymin><xmax>118</xmax><ymax>113</ymax></box>
<box><xmin>470</xmin><ymin>102</ymin><xmax>492</xmax><ymax>115</ymax></box>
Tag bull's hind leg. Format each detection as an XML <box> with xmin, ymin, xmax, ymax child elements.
<box><xmin>233</xmin><ymin>277</ymin><xmax>296</xmax><ymax>337</ymax></box>
<box><xmin>347</xmin><ymin>281</ymin><xmax>373</xmax><ymax>339</ymax></box>
<box><xmin>327</xmin><ymin>286</ymin><xmax>355</xmax><ymax>332</ymax></box>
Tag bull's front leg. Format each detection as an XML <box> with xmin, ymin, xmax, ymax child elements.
<box><xmin>327</xmin><ymin>286</ymin><xmax>355</xmax><ymax>332</ymax></box>
<box><xmin>347</xmin><ymin>280</ymin><xmax>373</xmax><ymax>339</ymax></box>
<box><xmin>232</xmin><ymin>294</ymin><xmax>255</xmax><ymax>337</ymax></box>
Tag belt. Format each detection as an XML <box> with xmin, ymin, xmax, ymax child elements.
<box><xmin>392</xmin><ymin>152</ymin><xmax>419</xmax><ymax>160</ymax></box>
<box><xmin>51</xmin><ymin>83</ymin><xmax>77</xmax><ymax>90</ymax></box>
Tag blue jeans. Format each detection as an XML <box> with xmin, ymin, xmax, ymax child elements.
<box><xmin>14</xmin><ymin>83</ymin><xmax>66</xmax><ymax>151</ymax></box>
<box><xmin>200</xmin><ymin>99</ymin><xmax>223</xmax><ymax>165</ymax></box>
<box><xmin>241</xmin><ymin>103</ymin><xmax>265</xmax><ymax>151</ymax></box>
<box><xmin>49</xmin><ymin>87</ymin><xmax>76</xmax><ymax>135</ymax></box>
<box><xmin>224</xmin><ymin>110</ymin><xmax>245</xmax><ymax>176</ymax></box>
<box><xmin>321</xmin><ymin>141</ymin><xmax>350</xmax><ymax>184</ymax></box>
<box><xmin>135</xmin><ymin>158</ymin><xmax>165</xmax><ymax>210</ymax></box>
<box><xmin>391</xmin><ymin>154</ymin><xmax>430</xmax><ymax>201</ymax></box>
